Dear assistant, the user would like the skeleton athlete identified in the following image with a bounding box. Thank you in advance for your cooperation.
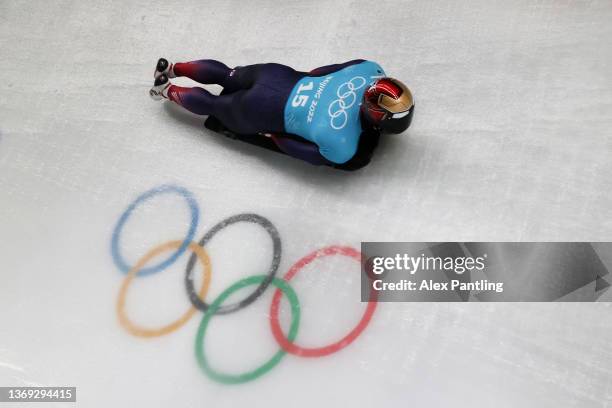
[150,58,414,170]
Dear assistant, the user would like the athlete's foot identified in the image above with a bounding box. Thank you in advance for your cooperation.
[149,74,171,100]
[154,58,175,79]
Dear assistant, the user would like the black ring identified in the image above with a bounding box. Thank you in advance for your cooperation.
[185,213,281,314]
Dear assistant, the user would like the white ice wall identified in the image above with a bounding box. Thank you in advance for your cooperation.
[1,1,611,407]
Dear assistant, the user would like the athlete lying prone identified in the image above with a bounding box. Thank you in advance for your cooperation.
[150,58,414,170]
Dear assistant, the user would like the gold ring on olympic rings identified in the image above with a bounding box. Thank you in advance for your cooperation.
[116,240,211,337]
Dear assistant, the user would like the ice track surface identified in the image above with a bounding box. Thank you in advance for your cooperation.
[1,1,612,407]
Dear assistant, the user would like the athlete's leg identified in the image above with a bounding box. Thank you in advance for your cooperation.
[161,58,301,92]
[151,68,278,131]
[172,59,233,86]
[154,63,299,133]
[169,60,269,93]
[166,85,219,116]
[179,63,295,94]
[164,84,262,134]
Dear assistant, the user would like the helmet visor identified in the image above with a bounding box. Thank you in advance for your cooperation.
[382,105,414,134]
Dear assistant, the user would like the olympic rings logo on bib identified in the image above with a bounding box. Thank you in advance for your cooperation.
[328,76,367,130]
[110,184,378,385]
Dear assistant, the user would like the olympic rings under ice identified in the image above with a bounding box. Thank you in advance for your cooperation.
[110,184,377,384]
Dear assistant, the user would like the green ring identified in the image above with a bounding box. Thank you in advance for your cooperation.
[195,275,301,384]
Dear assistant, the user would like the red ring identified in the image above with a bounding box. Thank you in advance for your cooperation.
[269,245,378,357]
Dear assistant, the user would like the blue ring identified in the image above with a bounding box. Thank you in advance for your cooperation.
[111,184,199,277]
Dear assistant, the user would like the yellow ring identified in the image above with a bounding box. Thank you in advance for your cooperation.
[116,240,211,337]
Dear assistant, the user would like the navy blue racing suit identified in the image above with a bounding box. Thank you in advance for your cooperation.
[167,59,381,169]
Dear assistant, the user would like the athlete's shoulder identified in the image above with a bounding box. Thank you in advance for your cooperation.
[318,136,359,164]
[358,59,382,67]
[333,60,386,81]
[351,60,384,70]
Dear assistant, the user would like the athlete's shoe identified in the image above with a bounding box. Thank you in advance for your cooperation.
[149,74,170,100]
[154,58,175,79]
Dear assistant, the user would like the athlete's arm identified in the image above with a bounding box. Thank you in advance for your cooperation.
[271,134,330,165]
[309,59,366,76]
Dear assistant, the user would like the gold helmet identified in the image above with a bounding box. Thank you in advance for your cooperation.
[361,77,414,133]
